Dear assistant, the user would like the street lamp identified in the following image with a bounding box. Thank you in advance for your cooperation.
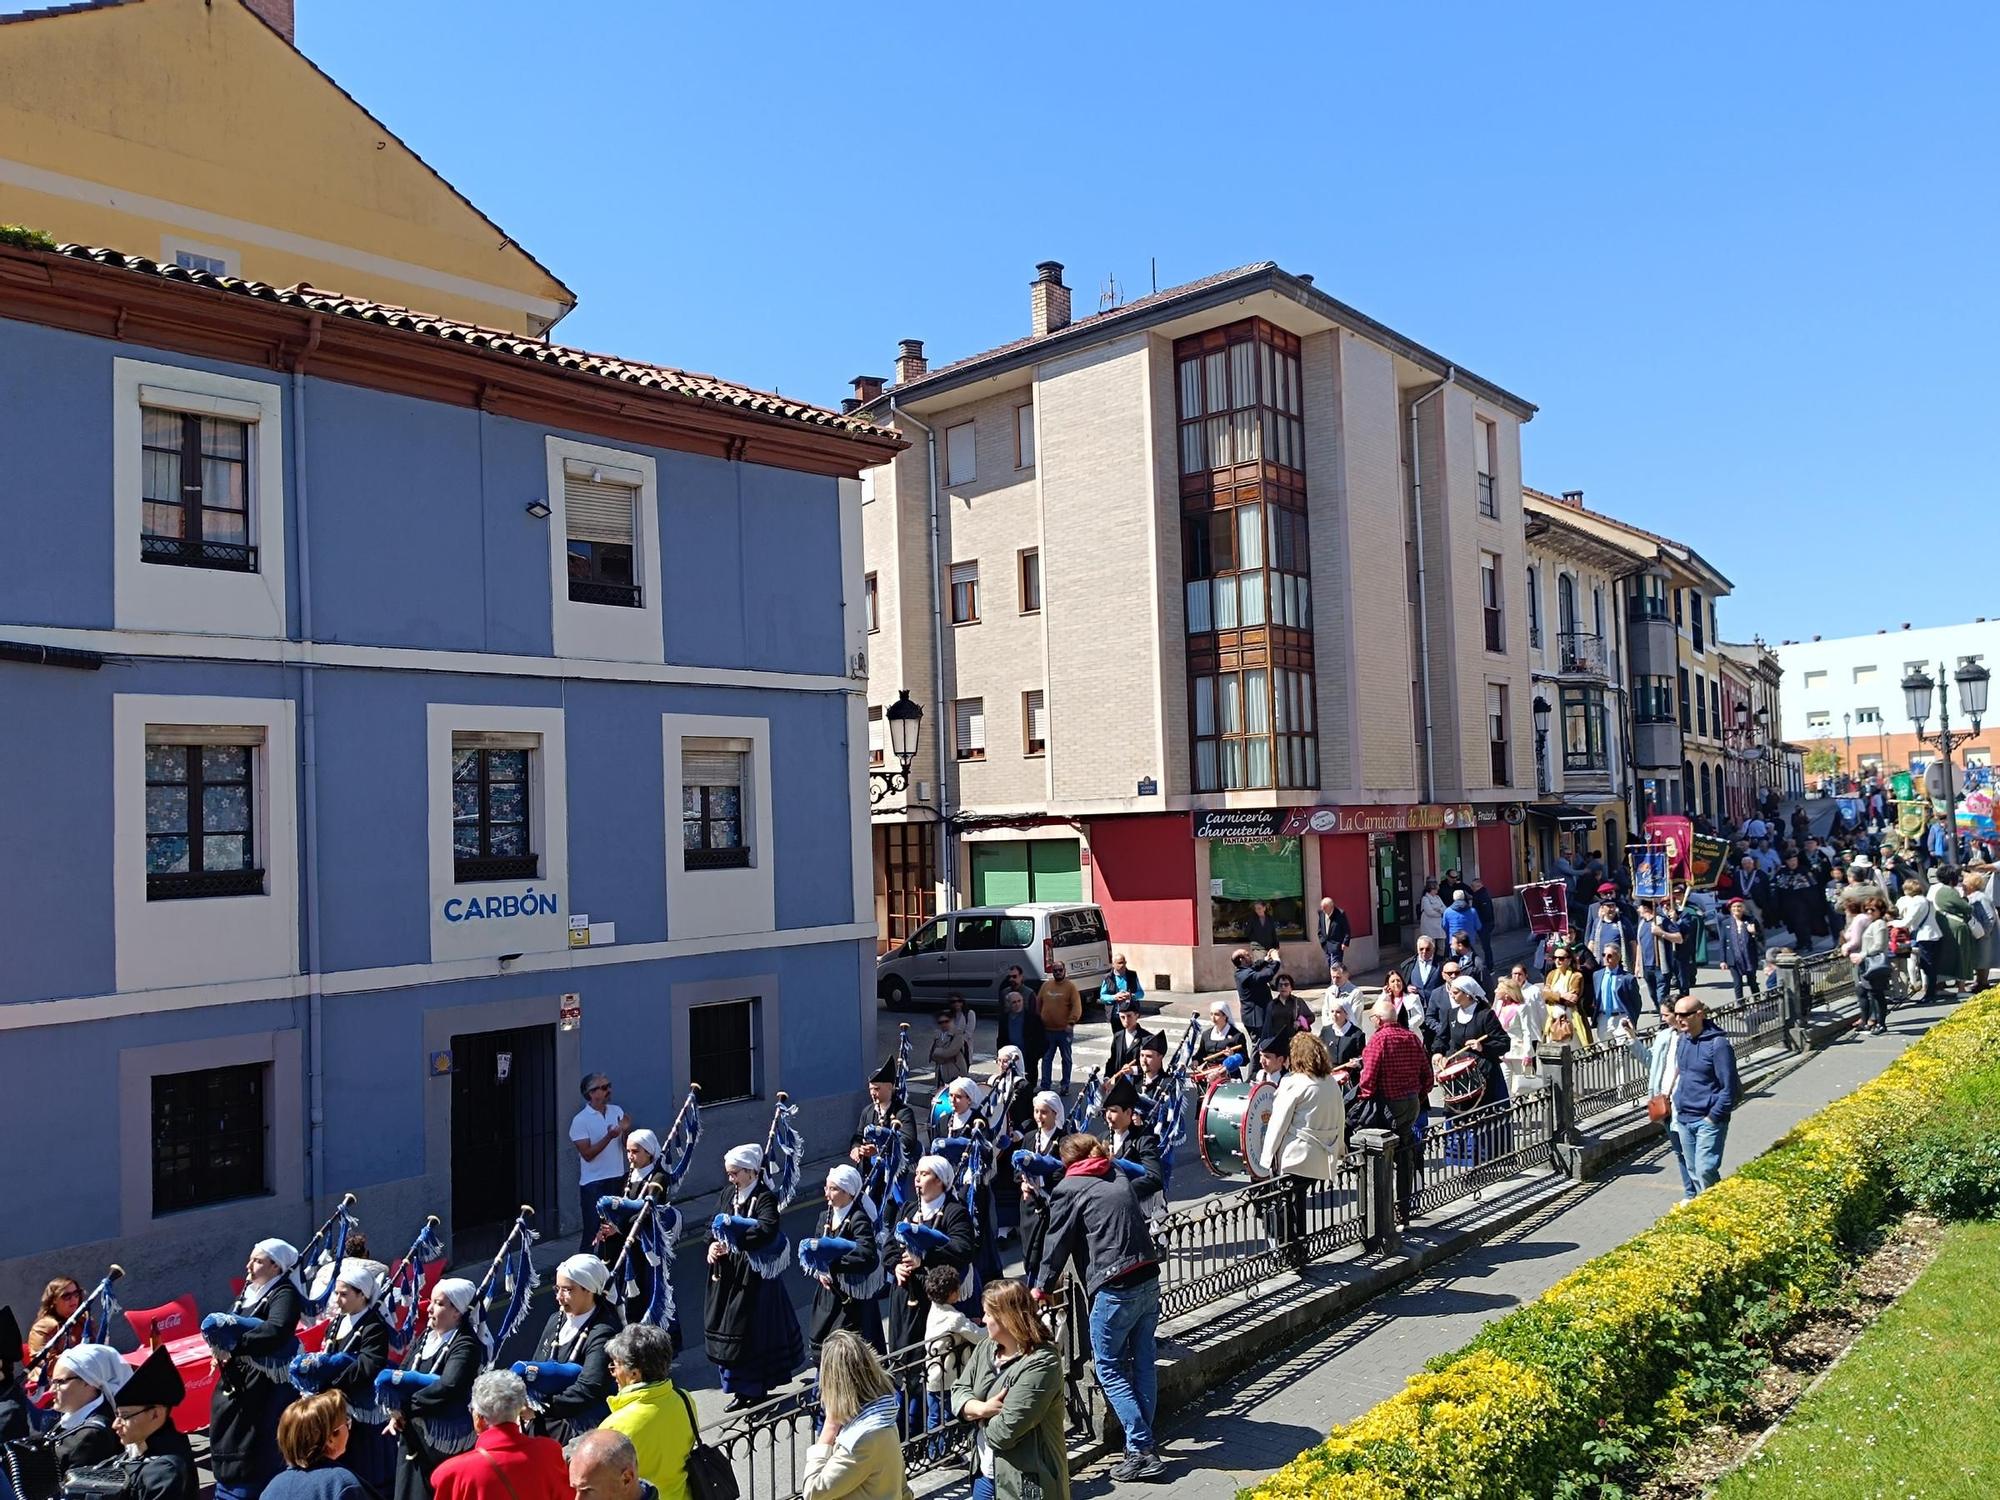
[1843,711,1852,789]
[870,689,924,805]
[1532,693,1552,796]
[1902,657,1990,860]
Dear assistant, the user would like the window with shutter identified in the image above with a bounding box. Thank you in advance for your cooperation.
[946,422,976,485]
[950,561,980,624]
[1015,404,1035,469]
[564,461,641,608]
[682,740,750,869]
[1024,689,1047,756]
[955,698,986,761]
[868,707,885,766]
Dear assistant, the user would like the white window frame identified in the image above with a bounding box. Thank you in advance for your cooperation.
[114,694,299,993]
[663,713,774,940]
[1015,403,1036,470]
[946,421,976,485]
[114,358,288,638]
[669,973,783,1139]
[545,436,664,665]
[160,236,241,278]
[1023,689,1047,757]
[427,705,570,962]
[955,697,986,761]
[950,561,980,624]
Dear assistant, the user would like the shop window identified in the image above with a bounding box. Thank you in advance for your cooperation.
[687,998,758,1104]
[1208,837,1305,946]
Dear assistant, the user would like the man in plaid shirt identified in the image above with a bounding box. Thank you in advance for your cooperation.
[1358,996,1436,1225]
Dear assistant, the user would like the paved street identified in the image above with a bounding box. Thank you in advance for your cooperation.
[1068,986,1960,1498]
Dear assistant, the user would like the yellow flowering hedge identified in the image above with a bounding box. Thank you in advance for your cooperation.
[1245,986,2000,1500]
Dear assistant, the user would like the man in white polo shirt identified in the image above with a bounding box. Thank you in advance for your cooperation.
[569,1072,628,1251]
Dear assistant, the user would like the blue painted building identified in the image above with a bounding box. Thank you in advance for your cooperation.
[0,242,903,1306]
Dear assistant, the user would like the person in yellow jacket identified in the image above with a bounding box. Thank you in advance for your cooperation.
[598,1325,692,1500]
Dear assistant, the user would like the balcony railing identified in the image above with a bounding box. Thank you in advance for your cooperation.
[1563,748,1611,774]
[1555,630,1607,677]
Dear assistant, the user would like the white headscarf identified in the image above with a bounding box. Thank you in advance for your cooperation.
[725,1144,764,1173]
[556,1254,610,1297]
[334,1259,383,1304]
[1032,1090,1065,1128]
[625,1128,661,1165]
[915,1154,955,1197]
[993,1046,1024,1077]
[825,1164,864,1200]
[419,1279,478,1361]
[55,1344,129,1401]
[254,1238,300,1272]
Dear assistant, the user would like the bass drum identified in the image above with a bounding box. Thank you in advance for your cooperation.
[1198,1077,1277,1181]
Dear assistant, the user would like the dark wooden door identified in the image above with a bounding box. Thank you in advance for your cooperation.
[450,1023,559,1259]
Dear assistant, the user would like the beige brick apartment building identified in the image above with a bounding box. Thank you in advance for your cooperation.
[853,261,1540,990]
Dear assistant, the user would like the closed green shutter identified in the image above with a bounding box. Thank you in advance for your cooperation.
[971,842,1032,906]
[1029,839,1082,901]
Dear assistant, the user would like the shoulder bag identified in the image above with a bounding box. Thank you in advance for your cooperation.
[676,1386,741,1500]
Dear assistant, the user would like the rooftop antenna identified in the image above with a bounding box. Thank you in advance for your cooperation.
[1099,273,1122,313]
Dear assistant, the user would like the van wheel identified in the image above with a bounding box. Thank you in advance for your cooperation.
[882,979,912,1011]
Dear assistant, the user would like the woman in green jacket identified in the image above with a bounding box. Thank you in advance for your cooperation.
[949,1281,1069,1500]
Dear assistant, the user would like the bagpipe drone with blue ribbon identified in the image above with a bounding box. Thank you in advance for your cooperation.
[373,1367,472,1456]
[379,1216,448,1359]
[594,1086,699,1330]
[295,1196,358,1320]
[200,1309,301,1384]
[1072,1066,1104,1129]
[709,1095,804,1277]
[468,1206,540,1361]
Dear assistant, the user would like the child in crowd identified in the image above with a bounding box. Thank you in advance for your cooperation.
[921,1264,980,1426]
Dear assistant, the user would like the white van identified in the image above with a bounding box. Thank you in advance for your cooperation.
[876,902,1113,1011]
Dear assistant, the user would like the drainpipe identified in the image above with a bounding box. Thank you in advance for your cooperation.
[1407,369,1454,804]
[888,398,954,902]
[290,316,327,1217]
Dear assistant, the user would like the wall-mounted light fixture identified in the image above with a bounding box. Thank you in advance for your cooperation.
[524,499,552,519]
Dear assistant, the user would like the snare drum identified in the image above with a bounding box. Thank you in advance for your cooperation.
[1437,1054,1487,1113]
[1198,1077,1277,1180]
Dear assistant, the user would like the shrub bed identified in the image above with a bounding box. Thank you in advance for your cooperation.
[1246,987,2000,1500]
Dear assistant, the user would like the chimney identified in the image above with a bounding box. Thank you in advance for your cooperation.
[894,340,927,385]
[840,398,859,415]
[1559,489,1584,507]
[242,0,296,43]
[851,374,886,405]
[1030,261,1071,337]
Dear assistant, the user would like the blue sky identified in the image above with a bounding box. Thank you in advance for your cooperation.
[256,5,2000,641]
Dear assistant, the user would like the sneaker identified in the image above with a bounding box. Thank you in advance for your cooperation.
[1109,1455,1147,1482]
[1129,1452,1167,1480]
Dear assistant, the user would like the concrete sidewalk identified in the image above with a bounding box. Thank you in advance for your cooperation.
[1070,988,1961,1498]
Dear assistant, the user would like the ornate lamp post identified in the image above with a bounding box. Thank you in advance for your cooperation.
[869,689,924,806]
[1902,657,1990,860]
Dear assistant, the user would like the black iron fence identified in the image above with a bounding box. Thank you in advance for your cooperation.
[711,980,1848,1499]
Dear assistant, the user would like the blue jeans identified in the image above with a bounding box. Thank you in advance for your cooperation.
[1673,1114,1730,1193]
[971,1480,997,1500]
[1664,1114,1699,1198]
[1040,1029,1074,1090]
[1090,1276,1160,1454]
[1644,967,1669,1014]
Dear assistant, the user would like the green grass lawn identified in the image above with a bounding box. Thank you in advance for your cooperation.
[1712,1218,2000,1499]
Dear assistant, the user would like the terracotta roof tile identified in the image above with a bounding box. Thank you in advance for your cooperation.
[48,244,898,442]
[0,0,137,24]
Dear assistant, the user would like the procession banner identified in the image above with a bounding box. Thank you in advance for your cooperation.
[1521,879,1570,937]
[1890,771,1915,802]
[1630,845,1669,900]
[1643,815,1694,876]
[1687,834,1731,891]
[1897,800,1928,839]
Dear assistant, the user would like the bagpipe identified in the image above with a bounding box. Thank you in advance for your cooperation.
[797,1190,887,1303]
[21,1264,123,1392]
[598,1086,701,1330]
[203,1194,359,1382]
[1072,1066,1105,1129]
[290,1215,445,1414]
[468,1205,540,1362]
[710,1095,803,1278]
[893,1021,914,1108]
[296,1194,361,1319]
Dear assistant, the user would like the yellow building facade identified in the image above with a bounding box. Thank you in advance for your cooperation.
[0,0,573,334]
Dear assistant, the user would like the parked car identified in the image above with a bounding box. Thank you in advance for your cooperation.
[876,902,1113,1011]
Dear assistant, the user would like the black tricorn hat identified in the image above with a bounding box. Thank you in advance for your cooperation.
[1139,1030,1168,1055]
[1257,1031,1291,1058]
[117,1345,185,1411]
[1103,1074,1141,1111]
[0,1305,19,1367]
[869,1055,899,1086]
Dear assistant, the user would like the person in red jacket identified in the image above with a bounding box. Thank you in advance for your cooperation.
[430,1372,569,1500]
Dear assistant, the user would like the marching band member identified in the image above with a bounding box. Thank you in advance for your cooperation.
[49,1342,128,1476]
[1099,1076,1165,1219]
[593,1129,680,1343]
[296,1260,393,1493]
[885,1156,974,1354]
[1134,1032,1175,1112]
[704,1144,805,1411]
[1436,976,1510,1115]
[515,1256,620,1445]
[385,1279,480,1500]
[801,1164,886,1355]
[65,1346,197,1500]
[1107,998,1149,1077]
[849,1055,920,1199]
[1014,1093,1067,1285]
[206,1239,306,1500]
[1194,1000,1248,1073]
